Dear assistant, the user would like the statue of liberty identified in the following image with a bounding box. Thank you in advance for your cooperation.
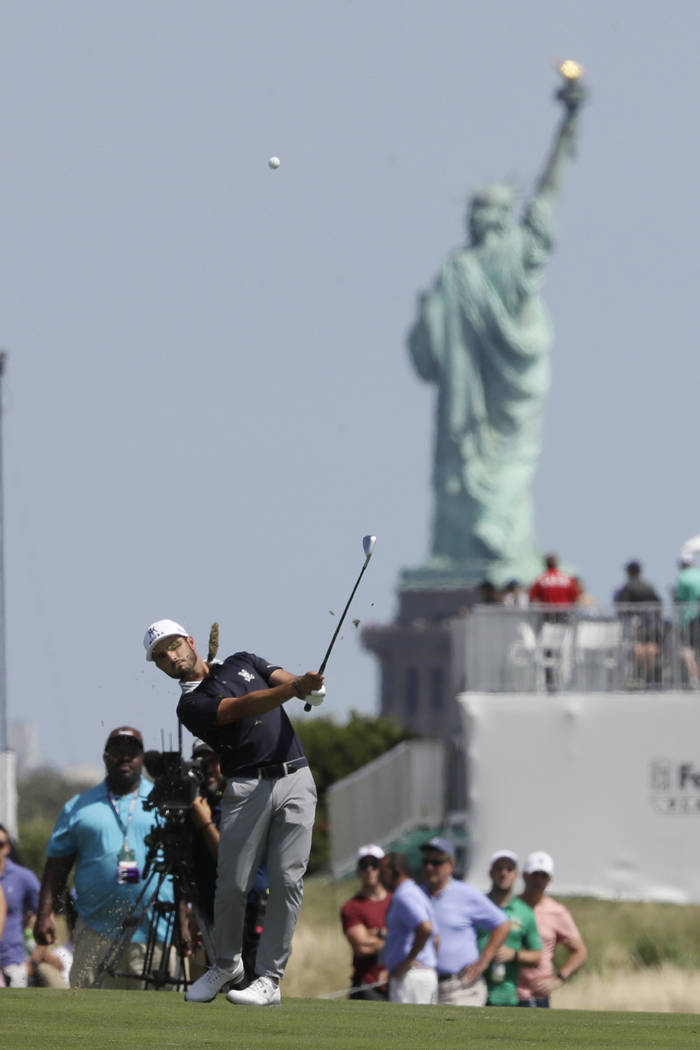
[406,66,587,588]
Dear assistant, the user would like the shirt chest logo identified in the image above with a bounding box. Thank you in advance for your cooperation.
[237,669,255,683]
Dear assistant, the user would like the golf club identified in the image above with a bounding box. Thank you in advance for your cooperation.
[304,534,377,712]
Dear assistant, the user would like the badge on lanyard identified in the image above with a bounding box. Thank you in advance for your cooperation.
[117,844,140,884]
[110,788,142,885]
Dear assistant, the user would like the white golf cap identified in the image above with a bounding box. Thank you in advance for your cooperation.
[144,619,190,661]
[489,849,518,868]
[523,850,554,876]
[356,844,384,862]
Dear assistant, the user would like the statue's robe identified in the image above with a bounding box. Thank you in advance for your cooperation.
[408,199,555,580]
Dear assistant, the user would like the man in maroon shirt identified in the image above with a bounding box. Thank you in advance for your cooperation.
[529,554,579,606]
[340,845,392,1000]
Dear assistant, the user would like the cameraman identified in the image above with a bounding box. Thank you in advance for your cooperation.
[33,727,177,988]
[188,739,268,980]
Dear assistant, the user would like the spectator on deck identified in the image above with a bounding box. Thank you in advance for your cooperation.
[503,580,528,608]
[478,581,501,604]
[614,560,663,685]
[674,553,700,689]
[529,555,579,608]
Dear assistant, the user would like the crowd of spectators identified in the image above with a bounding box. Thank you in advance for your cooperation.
[475,552,700,689]
[339,839,587,1007]
[3,800,590,1011]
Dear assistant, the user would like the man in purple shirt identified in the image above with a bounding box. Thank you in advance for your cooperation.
[0,825,40,987]
[420,837,509,1006]
[378,852,437,1004]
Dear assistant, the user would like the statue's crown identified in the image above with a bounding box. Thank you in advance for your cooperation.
[470,183,515,208]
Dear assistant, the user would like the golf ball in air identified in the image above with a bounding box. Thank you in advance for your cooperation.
[268,156,281,169]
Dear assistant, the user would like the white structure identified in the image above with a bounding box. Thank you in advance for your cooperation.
[0,749,18,839]
[328,740,445,877]
[459,692,700,903]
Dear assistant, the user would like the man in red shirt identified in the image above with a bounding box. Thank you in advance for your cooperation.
[529,554,579,605]
[340,845,392,1000]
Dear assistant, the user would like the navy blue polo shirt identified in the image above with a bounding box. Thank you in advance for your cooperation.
[176,652,305,777]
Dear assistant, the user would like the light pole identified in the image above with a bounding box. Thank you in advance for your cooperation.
[0,351,7,754]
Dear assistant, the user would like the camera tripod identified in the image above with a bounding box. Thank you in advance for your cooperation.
[93,811,214,991]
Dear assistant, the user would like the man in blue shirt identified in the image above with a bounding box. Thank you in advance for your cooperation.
[145,618,323,1007]
[420,836,509,1006]
[0,826,40,987]
[33,726,174,988]
[378,852,438,1004]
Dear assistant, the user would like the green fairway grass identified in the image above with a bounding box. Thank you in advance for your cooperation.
[3,990,700,1050]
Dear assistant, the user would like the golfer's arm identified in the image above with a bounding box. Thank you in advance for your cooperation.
[216,681,299,724]
[216,669,321,725]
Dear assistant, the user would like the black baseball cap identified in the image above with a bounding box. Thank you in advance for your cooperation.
[104,726,144,751]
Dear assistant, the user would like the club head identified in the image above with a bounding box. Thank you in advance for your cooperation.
[363,535,376,558]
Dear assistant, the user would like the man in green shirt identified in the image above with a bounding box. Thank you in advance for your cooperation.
[674,554,700,687]
[479,850,541,1006]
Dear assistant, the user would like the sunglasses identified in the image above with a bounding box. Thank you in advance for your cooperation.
[358,857,380,870]
[423,857,450,867]
[0,838,9,847]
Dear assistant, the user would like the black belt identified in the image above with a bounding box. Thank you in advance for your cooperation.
[237,757,309,780]
[438,973,461,983]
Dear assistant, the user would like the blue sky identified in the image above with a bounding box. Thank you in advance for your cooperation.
[2,0,699,769]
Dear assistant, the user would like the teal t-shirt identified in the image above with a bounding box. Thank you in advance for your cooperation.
[479,896,541,1006]
[675,566,700,625]
[47,776,172,943]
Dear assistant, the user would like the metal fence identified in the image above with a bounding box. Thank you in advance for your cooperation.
[327,739,446,877]
[460,602,700,693]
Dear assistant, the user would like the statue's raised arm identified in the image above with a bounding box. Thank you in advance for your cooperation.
[532,62,588,207]
[404,64,589,590]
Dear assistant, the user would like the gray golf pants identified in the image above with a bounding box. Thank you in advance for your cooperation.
[215,764,316,980]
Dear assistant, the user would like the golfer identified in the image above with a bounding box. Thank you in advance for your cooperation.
[144,619,323,1007]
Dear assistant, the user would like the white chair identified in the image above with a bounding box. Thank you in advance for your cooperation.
[508,620,574,692]
[534,621,575,692]
[574,620,622,690]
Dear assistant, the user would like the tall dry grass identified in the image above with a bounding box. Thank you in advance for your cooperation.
[284,878,700,1011]
[557,965,700,1013]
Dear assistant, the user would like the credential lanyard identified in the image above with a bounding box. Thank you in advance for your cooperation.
[108,787,139,851]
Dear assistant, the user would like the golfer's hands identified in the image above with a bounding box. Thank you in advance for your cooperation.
[294,671,325,700]
[304,684,326,707]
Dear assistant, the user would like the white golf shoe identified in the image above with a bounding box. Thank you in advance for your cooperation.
[226,975,281,1006]
[184,960,244,1002]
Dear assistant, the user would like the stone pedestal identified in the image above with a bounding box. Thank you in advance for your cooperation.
[361,585,476,811]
